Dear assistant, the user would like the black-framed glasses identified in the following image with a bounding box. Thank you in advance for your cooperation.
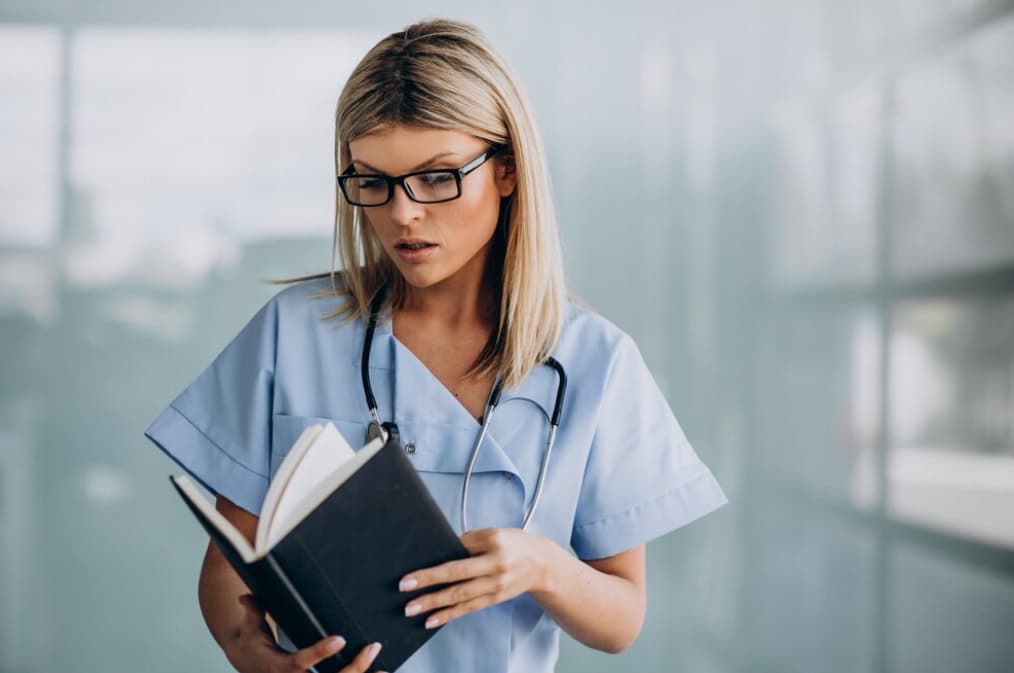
[338,147,500,207]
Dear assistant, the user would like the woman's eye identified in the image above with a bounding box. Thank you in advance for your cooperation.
[421,173,454,185]
[360,179,386,191]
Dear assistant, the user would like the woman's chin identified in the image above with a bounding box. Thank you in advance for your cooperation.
[395,265,445,289]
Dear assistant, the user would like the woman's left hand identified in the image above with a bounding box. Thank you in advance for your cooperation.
[399,527,555,629]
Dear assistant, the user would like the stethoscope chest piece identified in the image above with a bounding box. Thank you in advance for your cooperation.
[366,420,399,446]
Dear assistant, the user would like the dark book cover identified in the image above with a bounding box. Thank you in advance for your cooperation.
[171,434,470,673]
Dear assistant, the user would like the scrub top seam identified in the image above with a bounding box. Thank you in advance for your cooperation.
[572,467,714,531]
[169,402,270,480]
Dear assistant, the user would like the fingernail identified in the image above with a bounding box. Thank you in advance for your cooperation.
[327,636,345,651]
[404,603,421,617]
[399,578,417,591]
[367,642,382,660]
[425,616,441,629]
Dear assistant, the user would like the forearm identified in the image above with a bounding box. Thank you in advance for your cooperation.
[529,542,645,654]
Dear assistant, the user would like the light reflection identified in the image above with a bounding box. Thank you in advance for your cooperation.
[889,447,1014,548]
[893,15,1014,278]
[890,298,1014,549]
[104,295,194,342]
[67,28,379,289]
[0,25,61,249]
[0,254,57,322]
[81,464,132,504]
[849,312,881,509]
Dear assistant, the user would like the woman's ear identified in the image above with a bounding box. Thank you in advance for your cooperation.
[495,154,517,198]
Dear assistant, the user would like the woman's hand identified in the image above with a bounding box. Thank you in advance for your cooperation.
[399,527,553,629]
[227,594,386,673]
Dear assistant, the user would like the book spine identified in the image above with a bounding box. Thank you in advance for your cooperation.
[267,539,376,673]
[264,552,327,639]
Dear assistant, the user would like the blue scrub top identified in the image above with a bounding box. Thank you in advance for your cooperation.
[145,276,728,673]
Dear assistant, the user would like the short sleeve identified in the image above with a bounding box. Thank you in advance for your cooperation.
[144,298,278,517]
[570,335,728,560]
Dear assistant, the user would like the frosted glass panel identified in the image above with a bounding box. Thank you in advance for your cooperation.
[892,16,1014,279]
[769,83,881,288]
[889,298,1014,549]
[757,305,881,508]
[68,28,379,289]
[890,542,1014,673]
[0,26,60,249]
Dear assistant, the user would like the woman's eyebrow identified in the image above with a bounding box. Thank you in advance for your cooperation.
[351,151,460,174]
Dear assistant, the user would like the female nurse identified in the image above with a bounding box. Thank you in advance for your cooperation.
[144,17,728,673]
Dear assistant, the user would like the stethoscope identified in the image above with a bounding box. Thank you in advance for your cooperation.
[361,285,567,532]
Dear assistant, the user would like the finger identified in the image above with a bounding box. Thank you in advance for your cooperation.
[423,591,501,630]
[400,555,495,591]
[340,642,383,673]
[290,635,347,670]
[404,575,501,617]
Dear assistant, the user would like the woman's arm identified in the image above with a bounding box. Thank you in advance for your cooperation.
[530,543,646,653]
[198,495,263,651]
[398,529,647,654]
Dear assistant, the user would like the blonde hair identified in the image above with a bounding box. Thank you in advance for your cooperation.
[297,18,566,390]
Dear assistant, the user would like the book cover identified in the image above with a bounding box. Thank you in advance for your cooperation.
[171,430,470,673]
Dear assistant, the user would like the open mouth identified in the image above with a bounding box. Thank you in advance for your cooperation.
[393,239,438,262]
[395,240,437,250]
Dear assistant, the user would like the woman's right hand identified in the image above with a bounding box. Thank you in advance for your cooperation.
[226,594,385,673]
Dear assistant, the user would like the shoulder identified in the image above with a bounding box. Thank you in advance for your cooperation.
[552,297,643,394]
[235,274,358,358]
[261,274,353,323]
[556,297,636,367]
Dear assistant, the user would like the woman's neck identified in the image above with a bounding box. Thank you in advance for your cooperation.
[400,278,494,329]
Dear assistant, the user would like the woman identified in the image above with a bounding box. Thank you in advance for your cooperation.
[145,18,727,673]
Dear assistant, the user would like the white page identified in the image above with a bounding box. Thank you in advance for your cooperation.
[172,474,257,563]
[257,424,324,552]
[265,423,356,549]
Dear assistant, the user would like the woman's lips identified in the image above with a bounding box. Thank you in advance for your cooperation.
[394,241,438,263]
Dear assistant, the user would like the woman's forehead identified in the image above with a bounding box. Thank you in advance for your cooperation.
[348,124,481,172]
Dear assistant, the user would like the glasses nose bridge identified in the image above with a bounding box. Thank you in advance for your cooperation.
[390,175,419,204]
[387,174,424,210]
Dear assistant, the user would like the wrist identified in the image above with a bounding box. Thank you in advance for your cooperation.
[529,535,564,600]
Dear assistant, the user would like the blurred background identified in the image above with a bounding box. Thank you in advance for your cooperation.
[1,1,1013,672]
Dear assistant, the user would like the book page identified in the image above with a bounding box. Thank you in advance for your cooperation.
[256,424,324,553]
[172,474,257,563]
[263,430,386,551]
[262,423,356,551]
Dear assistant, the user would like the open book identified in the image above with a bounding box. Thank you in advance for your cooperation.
[171,423,469,673]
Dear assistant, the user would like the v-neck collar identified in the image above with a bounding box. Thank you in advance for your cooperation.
[352,307,560,424]
[393,334,485,428]
[350,306,562,499]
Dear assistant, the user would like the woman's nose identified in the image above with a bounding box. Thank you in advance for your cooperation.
[388,182,425,224]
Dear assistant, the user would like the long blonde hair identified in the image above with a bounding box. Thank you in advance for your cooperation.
[298,18,566,390]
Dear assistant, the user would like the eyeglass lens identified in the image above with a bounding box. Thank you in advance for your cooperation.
[343,171,459,205]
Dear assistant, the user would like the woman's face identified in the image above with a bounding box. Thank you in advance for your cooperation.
[347,124,515,292]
